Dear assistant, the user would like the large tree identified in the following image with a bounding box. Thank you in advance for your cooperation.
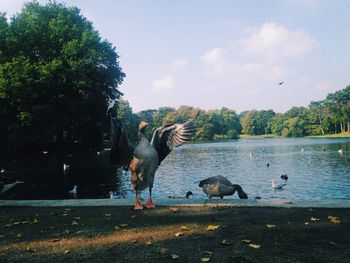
[0,1,125,158]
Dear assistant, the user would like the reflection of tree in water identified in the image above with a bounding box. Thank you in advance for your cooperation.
[113,169,133,198]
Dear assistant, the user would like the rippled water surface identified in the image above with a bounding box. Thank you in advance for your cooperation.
[114,138,350,201]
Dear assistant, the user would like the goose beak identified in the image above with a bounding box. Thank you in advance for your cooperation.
[139,121,148,130]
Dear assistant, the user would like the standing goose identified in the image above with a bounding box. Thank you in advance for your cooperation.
[199,175,248,199]
[109,113,196,210]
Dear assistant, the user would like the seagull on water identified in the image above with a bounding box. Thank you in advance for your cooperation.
[272,180,285,189]
[109,191,118,199]
[68,185,78,198]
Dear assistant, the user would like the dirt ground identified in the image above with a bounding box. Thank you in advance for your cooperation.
[0,205,349,263]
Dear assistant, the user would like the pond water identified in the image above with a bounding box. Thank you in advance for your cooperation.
[113,138,350,201]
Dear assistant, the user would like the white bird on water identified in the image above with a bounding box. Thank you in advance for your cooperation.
[109,191,118,199]
[272,180,285,189]
[68,185,78,198]
[63,163,70,172]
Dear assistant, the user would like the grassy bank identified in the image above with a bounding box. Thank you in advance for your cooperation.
[239,134,278,139]
[310,132,350,138]
[0,206,349,263]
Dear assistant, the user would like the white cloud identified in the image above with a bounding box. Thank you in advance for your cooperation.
[200,48,226,65]
[173,58,189,70]
[199,22,316,86]
[239,22,318,60]
[152,74,175,91]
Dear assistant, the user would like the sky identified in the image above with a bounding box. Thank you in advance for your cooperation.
[1,0,350,113]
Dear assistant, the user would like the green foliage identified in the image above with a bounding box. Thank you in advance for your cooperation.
[107,84,350,142]
[116,99,139,143]
[281,117,305,137]
[0,1,125,157]
[241,110,275,135]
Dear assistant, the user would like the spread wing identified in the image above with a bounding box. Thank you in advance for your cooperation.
[199,175,232,187]
[150,119,196,165]
[109,117,134,167]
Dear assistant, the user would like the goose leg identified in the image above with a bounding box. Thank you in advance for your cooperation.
[134,191,143,210]
[145,187,156,208]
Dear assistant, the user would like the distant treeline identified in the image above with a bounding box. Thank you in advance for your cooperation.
[117,85,350,142]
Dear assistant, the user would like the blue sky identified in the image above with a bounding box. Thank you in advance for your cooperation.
[1,0,350,113]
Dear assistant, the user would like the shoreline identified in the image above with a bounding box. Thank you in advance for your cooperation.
[1,198,350,208]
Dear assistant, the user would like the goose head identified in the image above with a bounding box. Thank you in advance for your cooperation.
[185,191,193,199]
[138,121,148,132]
[233,184,248,199]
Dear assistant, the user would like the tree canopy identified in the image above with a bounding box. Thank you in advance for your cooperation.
[0,1,125,159]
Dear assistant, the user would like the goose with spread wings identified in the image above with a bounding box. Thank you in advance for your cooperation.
[110,115,196,210]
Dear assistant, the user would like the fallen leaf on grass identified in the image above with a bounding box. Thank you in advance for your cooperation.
[180,226,188,230]
[170,254,179,260]
[71,220,79,226]
[169,207,179,212]
[159,248,168,254]
[3,221,21,228]
[145,241,152,246]
[241,239,252,244]
[328,216,342,224]
[310,217,320,221]
[174,232,184,237]
[221,239,231,245]
[114,226,120,230]
[249,244,261,249]
[120,224,128,228]
[266,224,275,229]
[64,250,70,254]
[201,256,211,262]
[304,222,309,225]
[131,240,138,244]
[206,225,219,231]
[16,233,23,238]
[26,247,37,253]
[31,218,38,224]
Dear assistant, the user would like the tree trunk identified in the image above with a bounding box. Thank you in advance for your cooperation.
[348,122,350,133]
[318,114,324,135]
[340,122,344,133]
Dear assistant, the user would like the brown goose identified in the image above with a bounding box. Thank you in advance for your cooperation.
[110,115,195,210]
[199,175,248,199]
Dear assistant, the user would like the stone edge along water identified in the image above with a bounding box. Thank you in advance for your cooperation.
[1,198,350,208]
